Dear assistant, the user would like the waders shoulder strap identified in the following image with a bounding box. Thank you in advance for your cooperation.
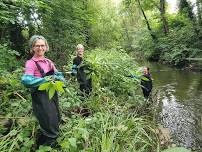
[33,61,46,77]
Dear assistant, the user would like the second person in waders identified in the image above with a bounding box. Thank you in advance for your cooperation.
[71,44,92,99]
[141,67,153,99]
[21,35,64,149]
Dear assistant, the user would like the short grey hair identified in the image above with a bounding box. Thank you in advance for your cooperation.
[76,44,84,50]
[29,35,49,53]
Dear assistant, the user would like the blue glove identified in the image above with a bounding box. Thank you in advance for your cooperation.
[71,64,77,76]
[130,74,139,79]
[21,74,47,88]
[53,72,65,82]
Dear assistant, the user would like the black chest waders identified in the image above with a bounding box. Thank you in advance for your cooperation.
[141,74,153,99]
[31,61,60,147]
[73,56,92,97]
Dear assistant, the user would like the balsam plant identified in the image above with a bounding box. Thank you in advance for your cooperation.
[38,80,65,99]
[1,48,160,152]
[84,48,142,96]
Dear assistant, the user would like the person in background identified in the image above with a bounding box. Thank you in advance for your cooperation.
[141,67,153,99]
[21,35,64,148]
[71,44,92,98]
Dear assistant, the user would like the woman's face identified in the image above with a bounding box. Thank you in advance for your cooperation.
[77,48,84,57]
[32,39,47,57]
[143,67,149,75]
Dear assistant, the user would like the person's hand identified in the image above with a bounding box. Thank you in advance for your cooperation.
[44,75,54,81]
[54,72,65,82]
[130,74,136,78]
[71,64,78,76]
[131,74,139,78]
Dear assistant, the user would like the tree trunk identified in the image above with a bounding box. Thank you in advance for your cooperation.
[196,0,202,26]
[160,0,169,34]
[179,0,199,35]
[83,0,90,46]
[137,0,157,41]
[122,19,133,50]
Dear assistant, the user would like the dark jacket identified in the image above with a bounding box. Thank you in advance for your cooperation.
[141,73,152,92]
[73,56,92,94]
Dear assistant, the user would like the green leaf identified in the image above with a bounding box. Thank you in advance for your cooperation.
[48,86,56,100]
[141,76,149,81]
[9,129,18,136]
[55,81,64,87]
[161,147,191,152]
[37,145,52,152]
[78,128,89,140]
[17,134,23,142]
[55,81,65,92]
[63,102,71,108]
[38,82,50,91]
[68,138,77,148]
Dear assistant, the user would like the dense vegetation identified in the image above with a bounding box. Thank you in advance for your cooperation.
[1,0,202,66]
[0,48,160,151]
[0,0,200,151]
[123,0,202,67]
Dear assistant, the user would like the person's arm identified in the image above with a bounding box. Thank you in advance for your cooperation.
[130,74,140,78]
[48,59,66,82]
[71,58,79,76]
[21,60,47,88]
[71,64,77,76]
[54,71,65,82]
[21,74,47,88]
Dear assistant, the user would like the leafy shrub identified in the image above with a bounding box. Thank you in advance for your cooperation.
[1,48,159,152]
[85,48,141,96]
[161,147,191,152]
[0,44,20,72]
[156,26,202,66]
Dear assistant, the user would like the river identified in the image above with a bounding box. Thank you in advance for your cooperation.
[141,61,202,150]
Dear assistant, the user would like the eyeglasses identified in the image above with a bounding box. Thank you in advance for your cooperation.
[34,45,46,48]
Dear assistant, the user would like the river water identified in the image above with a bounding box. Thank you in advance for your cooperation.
[142,62,202,150]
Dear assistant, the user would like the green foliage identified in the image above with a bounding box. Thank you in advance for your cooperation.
[84,48,140,96]
[36,146,52,152]
[168,14,192,29]
[161,147,191,152]
[0,47,159,151]
[179,0,195,21]
[133,21,202,66]
[36,0,125,66]
[58,104,158,152]
[39,0,90,66]
[0,68,30,115]
[0,0,18,24]
[38,81,65,99]
[88,0,123,49]
[122,0,202,68]
[156,25,202,66]
[0,68,35,152]
[0,44,20,71]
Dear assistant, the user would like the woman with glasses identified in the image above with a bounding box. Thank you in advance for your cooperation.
[21,35,64,149]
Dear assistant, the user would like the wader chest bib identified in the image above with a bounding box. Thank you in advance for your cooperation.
[141,74,152,98]
[73,56,92,95]
[31,61,60,138]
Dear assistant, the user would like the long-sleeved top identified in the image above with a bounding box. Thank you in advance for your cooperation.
[72,56,91,85]
[21,56,64,88]
[140,73,152,91]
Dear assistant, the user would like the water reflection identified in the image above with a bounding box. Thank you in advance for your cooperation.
[159,84,201,149]
[141,62,202,149]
